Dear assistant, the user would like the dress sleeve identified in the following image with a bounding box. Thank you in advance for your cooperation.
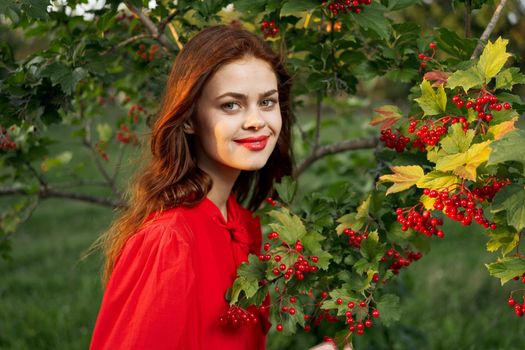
[90,224,199,350]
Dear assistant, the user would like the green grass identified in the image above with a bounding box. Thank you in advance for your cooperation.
[0,200,112,350]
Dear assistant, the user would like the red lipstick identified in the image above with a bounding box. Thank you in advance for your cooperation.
[234,135,269,151]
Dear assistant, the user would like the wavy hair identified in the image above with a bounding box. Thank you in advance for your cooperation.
[98,25,294,284]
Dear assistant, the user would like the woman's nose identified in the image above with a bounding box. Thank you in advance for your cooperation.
[243,107,266,130]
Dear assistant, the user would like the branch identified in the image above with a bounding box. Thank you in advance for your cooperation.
[471,0,508,59]
[82,138,119,195]
[293,136,379,178]
[464,0,472,38]
[314,93,322,149]
[125,1,178,52]
[112,143,127,183]
[102,33,151,55]
[25,161,48,189]
[0,187,124,208]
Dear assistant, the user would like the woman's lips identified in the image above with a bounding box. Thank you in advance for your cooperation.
[234,135,270,151]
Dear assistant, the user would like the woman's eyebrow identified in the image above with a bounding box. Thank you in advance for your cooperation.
[215,89,278,100]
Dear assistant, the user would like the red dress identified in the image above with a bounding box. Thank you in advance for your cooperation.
[90,194,270,349]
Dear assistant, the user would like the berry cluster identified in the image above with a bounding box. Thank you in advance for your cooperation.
[260,20,279,39]
[512,272,525,284]
[343,228,368,248]
[452,93,512,123]
[418,42,437,68]
[260,234,319,282]
[425,182,506,228]
[96,141,109,161]
[380,248,423,274]
[471,178,510,202]
[265,196,277,206]
[396,207,444,237]
[322,0,372,15]
[379,129,410,153]
[136,43,159,62]
[0,127,16,150]
[507,294,525,317]
[218,305,258,329]
[341,298,380,336]
[116,124,138,145]
[128,104,146,123]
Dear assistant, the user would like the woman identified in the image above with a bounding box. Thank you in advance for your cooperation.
[90,24,293,349]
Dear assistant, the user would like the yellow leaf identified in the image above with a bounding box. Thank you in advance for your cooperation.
[487,117,518,140]
[378,165,425,195]
[416,171,461,190]
[420,195,436,210]
[356,195,371,221]
[478,37,512,81]
[436,141,491,181]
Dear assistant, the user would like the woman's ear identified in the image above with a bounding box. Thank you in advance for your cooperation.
[183,122,195,134]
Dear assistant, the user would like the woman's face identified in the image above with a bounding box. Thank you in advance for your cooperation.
[191,56,282,177]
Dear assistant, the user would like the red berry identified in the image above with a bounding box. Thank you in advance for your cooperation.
[336,298,343,305]
[503,102,511,110]
[276,324,283,332]
[372,309,380,318]
[429,42,437,49]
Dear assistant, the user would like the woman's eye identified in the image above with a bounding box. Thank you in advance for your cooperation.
[261,99,277,108]
[222,102,241,111]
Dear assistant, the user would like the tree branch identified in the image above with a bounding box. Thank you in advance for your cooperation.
[0,187,124,208]
[464,0,472,38]
[471,0,508,59]
[102,33,151,55]
[293,137,379,178]
[124,1,178,52]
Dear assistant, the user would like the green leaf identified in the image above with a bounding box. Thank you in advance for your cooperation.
[486,257,525,285]
[274,176,297,205]
[446,66,484,92]
[440,123,475,154]
[375,294,401,326]
[495,67,525,90]
[268,208,307,244]
[488,130,525,166]
[435,141,491,181]
[388,0,421,11]
[280,0,318,16]
[20,0,48,20]
[336,212,365,234]
[351,2,391,40]
[237,254,266,280]
[230,276,259,304]
[414,79,447,116]
[302,230,332,270]
[437,27,477,60]
[491,184,525,232]
[486,226,519,256]
[477,37,511,81]
[360,231,383,262]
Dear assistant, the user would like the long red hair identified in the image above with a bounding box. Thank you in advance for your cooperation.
[98,25,294,284]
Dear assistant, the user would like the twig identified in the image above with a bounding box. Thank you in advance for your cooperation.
[25,161,48,189]
[102,33,151,55]
[124,1,178,52]
[471,0,508,59]
[167,23,184,51]
[314,92,322,149]
[293,136,379,178]
[0,187,124,208]
[464,0,472,38]
[82,132,118,196]
[112,143,126,183]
